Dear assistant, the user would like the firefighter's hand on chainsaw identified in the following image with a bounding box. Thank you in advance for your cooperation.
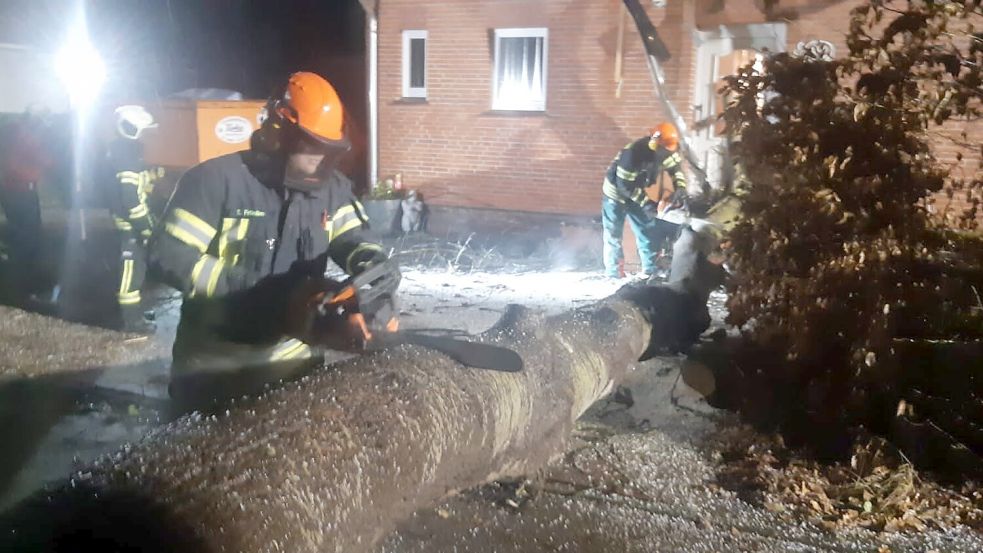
[642,201,660,219]
[307,301,373,352]
[282,276,346,344]
[282,256,403,352]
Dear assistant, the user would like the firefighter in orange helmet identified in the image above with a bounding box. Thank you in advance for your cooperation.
[601,122,688,278]
[149,72,393,411]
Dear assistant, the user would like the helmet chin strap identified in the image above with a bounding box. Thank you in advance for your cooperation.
[249,113,348,193]
[283,172,325,192]
[283,151,344,192]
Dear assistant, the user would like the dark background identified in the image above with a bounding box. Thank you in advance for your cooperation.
[0,0,366,100]
[0,0,369,184]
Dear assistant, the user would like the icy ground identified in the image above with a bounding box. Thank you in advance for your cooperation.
[1,267,981,551]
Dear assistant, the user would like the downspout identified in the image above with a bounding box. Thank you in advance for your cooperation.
[360,0,379,191]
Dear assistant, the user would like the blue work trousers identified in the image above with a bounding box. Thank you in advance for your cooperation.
[601,196,678,277]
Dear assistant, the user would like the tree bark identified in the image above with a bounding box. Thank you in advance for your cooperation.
[1,293,662,552]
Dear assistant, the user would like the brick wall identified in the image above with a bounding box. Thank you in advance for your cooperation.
[694,0,981,226]
[781,0,983,224]
[378,0,980,219]
[377,0,695,216]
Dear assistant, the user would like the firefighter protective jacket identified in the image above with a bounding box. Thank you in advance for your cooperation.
[104,138,157,238]
[149,151,382,356]
[602,137,687,206]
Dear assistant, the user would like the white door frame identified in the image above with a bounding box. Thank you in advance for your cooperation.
[692,23,787,138]
[690,23,786,189]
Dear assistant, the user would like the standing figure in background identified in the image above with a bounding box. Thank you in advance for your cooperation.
[400,189,427,234]
[600,123,688,278]
[0,111,51,304]
[105,105,160,333]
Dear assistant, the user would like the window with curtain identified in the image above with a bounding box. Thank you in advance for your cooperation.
[402,30,427,98]
[492,28,548,111]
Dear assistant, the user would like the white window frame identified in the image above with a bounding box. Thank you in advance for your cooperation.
[402,30,428,98]
[492,27,549,112]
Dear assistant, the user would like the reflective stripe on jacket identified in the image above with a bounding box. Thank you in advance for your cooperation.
[602,137,686,206]
[149,151,381,374]
[105,138,156,237]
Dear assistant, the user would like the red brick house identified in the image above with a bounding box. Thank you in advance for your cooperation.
[371,0,980,222]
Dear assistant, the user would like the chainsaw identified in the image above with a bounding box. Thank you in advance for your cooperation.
[309,261,523,372]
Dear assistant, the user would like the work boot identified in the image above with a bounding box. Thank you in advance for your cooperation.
[121,309,157,335]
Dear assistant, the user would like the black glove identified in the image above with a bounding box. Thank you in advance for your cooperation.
[305,257,403,351]
[642,201,660,218]
[354,258,401,334]
[284,275,347,343]
[669,188,689,210]
[347,250,401,314]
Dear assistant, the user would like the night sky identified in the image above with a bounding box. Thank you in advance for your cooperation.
[0,0,366,115]
[1,0,368,183]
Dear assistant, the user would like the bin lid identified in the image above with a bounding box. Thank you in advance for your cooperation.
[170,88,244,101]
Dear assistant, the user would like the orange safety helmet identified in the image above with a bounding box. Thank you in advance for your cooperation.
[271,71,349,148]
[650,122,680,152]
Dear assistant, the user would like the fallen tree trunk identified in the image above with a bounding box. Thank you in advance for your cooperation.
[0,288,682,552]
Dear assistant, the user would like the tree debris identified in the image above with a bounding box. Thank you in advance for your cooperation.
[715,0,983,475]
[712,424,983,533]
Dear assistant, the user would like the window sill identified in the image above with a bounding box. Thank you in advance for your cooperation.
[482,109,551,117]
[393,97,428,105]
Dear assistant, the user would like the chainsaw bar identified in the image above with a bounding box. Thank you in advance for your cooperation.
[372,331,524,373]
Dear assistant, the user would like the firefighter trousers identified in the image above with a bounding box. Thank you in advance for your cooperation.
[601,196,682,277]
[117,230,147,327]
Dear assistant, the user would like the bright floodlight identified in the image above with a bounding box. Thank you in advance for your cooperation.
[55,24,105,108]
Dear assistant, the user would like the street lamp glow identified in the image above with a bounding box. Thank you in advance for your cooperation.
[55,25,105,108]
[55,9,105,243]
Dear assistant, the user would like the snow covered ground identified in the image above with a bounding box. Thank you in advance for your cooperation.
[1,266,981,551]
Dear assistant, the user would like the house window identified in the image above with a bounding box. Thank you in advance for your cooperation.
[492,28,548,111]
[402,30,427,98]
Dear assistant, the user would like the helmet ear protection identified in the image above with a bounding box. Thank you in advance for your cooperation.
[257,83,291,152]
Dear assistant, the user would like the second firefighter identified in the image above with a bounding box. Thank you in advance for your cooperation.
[601,123,688,278]
[105,105,162,333]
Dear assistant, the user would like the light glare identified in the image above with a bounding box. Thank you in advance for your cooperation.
[55,24,105,108]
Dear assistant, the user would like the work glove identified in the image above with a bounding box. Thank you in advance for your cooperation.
[642,201,660,219]
[656,189,689,217]
[348,248,401,321]
[357,257,402,339]
[282,275,347,344]
[669,188,689,210]
[287,257,403,353]
[310,298,376,352]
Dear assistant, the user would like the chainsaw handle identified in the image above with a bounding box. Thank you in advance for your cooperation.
[331,259,401,308]
[326,285,357,305]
